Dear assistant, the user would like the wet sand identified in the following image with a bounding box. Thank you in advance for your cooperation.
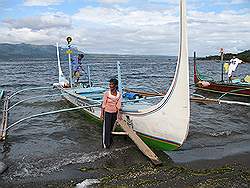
[2,138,249,188]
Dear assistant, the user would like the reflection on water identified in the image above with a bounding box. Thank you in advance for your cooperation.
[0,55,249,179]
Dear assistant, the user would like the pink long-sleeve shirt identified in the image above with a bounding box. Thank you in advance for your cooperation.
[102,90,121,113]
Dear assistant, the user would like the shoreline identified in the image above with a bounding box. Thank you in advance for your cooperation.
[2,144,249,188]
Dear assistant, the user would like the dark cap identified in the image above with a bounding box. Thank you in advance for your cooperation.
[109,78,118,86]
[78,54,84,59]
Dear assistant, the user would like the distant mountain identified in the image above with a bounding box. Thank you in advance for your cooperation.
[0,43,82,61]
[198,50,250,63]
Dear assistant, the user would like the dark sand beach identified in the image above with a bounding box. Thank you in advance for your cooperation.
[1,134,249,188]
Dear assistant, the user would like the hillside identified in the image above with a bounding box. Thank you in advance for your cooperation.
[0,43,82,61]
[199,50,250,63]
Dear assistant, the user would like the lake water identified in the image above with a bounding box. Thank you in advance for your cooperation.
[0,54,249,182]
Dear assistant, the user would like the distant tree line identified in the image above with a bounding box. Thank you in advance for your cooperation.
[198,50,250,63]
[0,43,82,61]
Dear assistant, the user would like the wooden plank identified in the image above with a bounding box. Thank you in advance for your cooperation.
[117,119,162,166]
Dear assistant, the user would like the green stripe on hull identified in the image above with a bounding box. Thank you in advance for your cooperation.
[138,133,180,151]
[66,100,180,151]
[82,109,180,151]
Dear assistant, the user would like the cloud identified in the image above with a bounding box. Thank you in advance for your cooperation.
[73,7,177,27]
[148,0,178,4]
[70,7,180,54]
[231,0,249,4]
[0,3,250,56]
[3,12,71,30]
[71,6,250,55]
[188,10,250,55]
[98,0,128,3]
[0,23,72,46]
[23,0,63,6]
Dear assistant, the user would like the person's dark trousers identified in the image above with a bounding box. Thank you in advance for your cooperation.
[103,112,117,148]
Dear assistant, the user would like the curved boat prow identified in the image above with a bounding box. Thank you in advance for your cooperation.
[56,43,69,87]
[124,0,190,151]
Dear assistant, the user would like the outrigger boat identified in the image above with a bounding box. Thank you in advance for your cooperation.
[194,52,250,98]
[55,0,189,152]
[1,0,189,165]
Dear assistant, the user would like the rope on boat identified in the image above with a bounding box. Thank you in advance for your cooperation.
[6,104,101,131]
[8,86,54,100]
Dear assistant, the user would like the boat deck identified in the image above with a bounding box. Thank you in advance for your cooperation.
[62,86,155,113]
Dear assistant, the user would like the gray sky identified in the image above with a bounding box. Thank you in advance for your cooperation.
[0,0,250,56]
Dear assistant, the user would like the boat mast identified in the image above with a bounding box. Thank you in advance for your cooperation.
[220,48,224,82]
[193,51,198,83]
[66,37,73,88]
[117,61,123,97]
[87,65,91,87]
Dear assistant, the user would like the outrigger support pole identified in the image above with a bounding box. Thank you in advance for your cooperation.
[218,88,250,100]
[113,119,162,166]
[0,104,101,141]
[8,86,53,100]
[0,97,9,141]
[191,95,250,106]
[7,93,63,111]
[0,86,58,141]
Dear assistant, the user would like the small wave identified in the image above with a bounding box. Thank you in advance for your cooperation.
[76,179,100,188]
[10,150,110,179]
[209,130,232,137]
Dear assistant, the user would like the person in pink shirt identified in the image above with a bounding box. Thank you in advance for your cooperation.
[100,78,122,149]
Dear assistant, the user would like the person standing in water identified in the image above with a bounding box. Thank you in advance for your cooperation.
[100,78,122,149]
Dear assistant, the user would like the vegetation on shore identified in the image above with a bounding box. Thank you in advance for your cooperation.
[198,50,250,63]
